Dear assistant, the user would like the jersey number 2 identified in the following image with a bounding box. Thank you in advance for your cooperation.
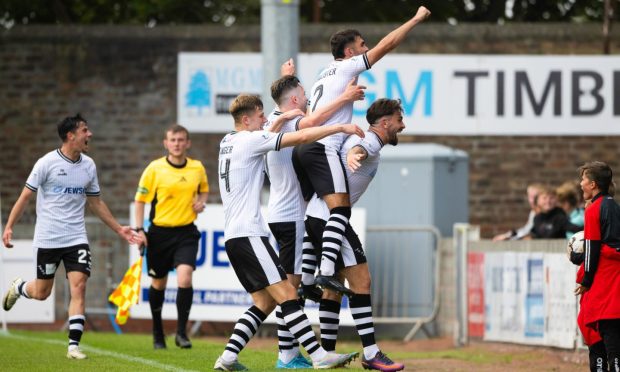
[311,84,323,112]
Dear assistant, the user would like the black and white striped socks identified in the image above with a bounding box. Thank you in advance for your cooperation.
[319,207,351,276]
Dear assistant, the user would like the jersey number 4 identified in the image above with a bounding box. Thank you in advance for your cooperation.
[219,159,230,192]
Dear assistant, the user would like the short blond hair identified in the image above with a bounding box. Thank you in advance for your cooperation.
[229,94,263,124]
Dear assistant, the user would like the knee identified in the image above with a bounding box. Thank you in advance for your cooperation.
[255,297,277,315]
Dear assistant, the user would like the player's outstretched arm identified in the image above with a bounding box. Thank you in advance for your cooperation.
[366,6,431,67]
[2,187,35,248]
[87,196,141,245]
[299,79,366,129]
[280,124,364,148]
[267,108,306,133]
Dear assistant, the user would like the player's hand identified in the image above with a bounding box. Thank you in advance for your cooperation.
[281,108,305,120]
[280,58,295,76]
[341,124,365,138]
[414,6,431,21]
[118,225,141,245]
[192,200,206,213]
[343,78,366,102]
[574,284,589,295]
[2,227,14,248]
[347,152,364,172]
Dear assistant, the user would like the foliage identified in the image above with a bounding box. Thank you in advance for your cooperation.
[0,0,617,29]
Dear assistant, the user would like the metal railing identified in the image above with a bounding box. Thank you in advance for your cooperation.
[366,225,442,342]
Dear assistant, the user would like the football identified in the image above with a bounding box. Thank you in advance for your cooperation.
[567,230,585,259]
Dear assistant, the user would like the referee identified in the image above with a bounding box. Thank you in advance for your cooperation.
[134,124,208,350]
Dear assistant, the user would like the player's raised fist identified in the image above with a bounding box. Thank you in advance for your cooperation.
[414,6,431,21]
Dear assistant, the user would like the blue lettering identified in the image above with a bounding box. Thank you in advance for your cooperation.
[196,231,207,267]
[353,71,377,116]
[249,68,262,90]
[231,68,245,89]
[386,70,433,116]
[212,230,228,267]
[216,69,229,87]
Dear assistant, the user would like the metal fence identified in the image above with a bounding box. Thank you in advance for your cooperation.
[365,225,442,341]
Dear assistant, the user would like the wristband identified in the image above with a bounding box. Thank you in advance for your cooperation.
[133,227,144,232]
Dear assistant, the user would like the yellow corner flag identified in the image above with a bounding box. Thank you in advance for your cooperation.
[108,256,143,325]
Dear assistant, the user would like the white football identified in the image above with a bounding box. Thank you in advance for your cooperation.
[567,231,585,259]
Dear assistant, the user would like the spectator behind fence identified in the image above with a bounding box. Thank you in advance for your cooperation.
[557,181,585,239]
[493,183,544,241]
[530,186,581,239]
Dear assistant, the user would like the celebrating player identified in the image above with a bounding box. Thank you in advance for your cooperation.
[265,74,364,368]
[293,6,431,294]
[302,98,406,371]
[213,94,363,371]
[2,114,140,359]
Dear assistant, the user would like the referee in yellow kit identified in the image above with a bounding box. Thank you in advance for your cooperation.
[134,124,208,350]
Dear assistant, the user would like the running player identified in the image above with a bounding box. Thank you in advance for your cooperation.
[2,114,140,359]
[266,74,364,369]
[213,94,363,371]
[134,124,209,350]
[293,6,431,294]
[302,99,406,371]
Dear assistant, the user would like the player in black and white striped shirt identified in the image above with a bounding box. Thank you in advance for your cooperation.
[214,94,364,371]
[293,6,431,294]
[302,99,407,372]
[2,114,140,360]
[265,74,364,369]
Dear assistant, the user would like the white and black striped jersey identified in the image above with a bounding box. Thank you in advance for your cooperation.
[264,110,307,223]
[25,149,100,248]
[305,130,384,220]
[308,53,370,149]
[218,130,284,241]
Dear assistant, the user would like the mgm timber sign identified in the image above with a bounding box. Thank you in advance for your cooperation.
[178,53,619,136]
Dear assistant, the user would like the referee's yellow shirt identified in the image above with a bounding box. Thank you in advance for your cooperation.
[135,157,209,227]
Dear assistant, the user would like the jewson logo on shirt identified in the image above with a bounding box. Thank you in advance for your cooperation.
[52,186,87,194]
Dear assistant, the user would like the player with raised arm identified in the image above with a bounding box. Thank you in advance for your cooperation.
[213,94,364,371]
[2,114,140,360]
[301,99,406,371]
[265,73,364,369]
[293,6,431,295]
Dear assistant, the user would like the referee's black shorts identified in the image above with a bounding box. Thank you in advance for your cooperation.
[146,223,200,278]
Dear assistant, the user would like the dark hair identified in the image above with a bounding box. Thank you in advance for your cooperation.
[330,29,362,59]
[165,124,190,140]
[366,99,403,125]
[270,75,301,106]
[579,161,613,195]
[229,94,263,124]
[58,114,87,141]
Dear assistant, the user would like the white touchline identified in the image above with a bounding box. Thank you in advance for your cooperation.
[2,332,200,372]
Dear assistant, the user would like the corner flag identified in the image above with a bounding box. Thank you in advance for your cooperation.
[108,256,143,325]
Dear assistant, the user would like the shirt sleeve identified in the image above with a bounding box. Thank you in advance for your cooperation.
[199,163,209,194]
[25,158,46,192]
[339,52,371,78]
[86,162,101,196]
[135,164,156,203]
[249,130,284,154]
[582,201,602,288]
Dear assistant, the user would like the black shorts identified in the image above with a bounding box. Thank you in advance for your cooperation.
[146,224,200,279]
[36,244,91,279]
[269,221,304,275]
[225,236,287,293]
[292,142,349,201]
[304,216,367,270]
